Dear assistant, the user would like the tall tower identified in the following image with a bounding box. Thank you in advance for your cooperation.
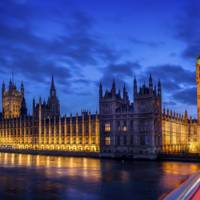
[2,80,25,119]
[47,76,60,117]
[196,56,200,124]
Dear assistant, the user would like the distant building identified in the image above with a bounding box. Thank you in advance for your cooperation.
[0,57,199,158]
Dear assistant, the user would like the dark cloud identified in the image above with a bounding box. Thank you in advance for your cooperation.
[173,87,197,105]
[0,0,121,95]
[175,0,200,59]
[146,64,195,92]
[144,64,196,107]
[101,61,141,89]
[0,0,126,113]
[130,38,164,48]
[163,101,177,107]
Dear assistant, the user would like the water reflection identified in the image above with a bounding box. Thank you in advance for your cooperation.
[0,153,101,182]
[0,153,199,200]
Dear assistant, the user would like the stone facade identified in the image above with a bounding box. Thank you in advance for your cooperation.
[99,77,162,158]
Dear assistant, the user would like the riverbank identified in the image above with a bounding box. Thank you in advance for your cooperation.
[0,149,99,158]
[158,153,200,162]
[0,149,199,162]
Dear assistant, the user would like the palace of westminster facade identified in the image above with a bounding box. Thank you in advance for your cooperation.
[0,57,199,158]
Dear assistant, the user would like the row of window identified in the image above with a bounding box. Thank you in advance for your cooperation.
[104,135,155,146]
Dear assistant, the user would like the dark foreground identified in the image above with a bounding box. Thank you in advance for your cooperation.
[0,153,199,200]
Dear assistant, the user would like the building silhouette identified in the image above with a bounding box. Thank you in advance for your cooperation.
[0,58,199,158]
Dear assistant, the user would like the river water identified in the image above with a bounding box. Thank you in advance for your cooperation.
[0,153,199,200]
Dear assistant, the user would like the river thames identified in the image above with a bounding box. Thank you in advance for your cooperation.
[0,153,199,200]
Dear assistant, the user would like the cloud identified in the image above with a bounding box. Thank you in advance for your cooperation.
[130,38,164,48]
[101,61,142,88]
[173,87,197,105]
[163,101,177,107]
[175,0,200,59]
[144,63,197,107]
[146,64,195,91]
[0,0,122,95]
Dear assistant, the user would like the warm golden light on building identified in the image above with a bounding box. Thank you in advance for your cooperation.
[0,111,100,152]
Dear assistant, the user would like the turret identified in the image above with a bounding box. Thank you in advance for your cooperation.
[111,79,116,97]
[154,85,157,96]
[134,77,137,99]
[149,74,153,91]
[2,81,5,95]
[158,80,161,96]
[50,75,56,97]
[2,79,25,119]
[39,96,42,105]
[8,79,13,91]
[20,97,27,116]
[32,98,35,116]
[118,89,121,98]
[47,76,60,117]
[99,81,103,99]
[184,110,188,123]
[123,83,126,99]
[21,81,24,96]
[122,83,129,104]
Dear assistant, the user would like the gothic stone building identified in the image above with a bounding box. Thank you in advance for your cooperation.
[99,77,162,158]
[0,57,199,158]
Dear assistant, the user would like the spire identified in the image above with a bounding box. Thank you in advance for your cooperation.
[51,75,55,90]
[99,81,103,99]
[20,97,27,116]
[47,76,60,117]
[50,75,56,97]
[32,98,35,107]
[2,81,5,94]
[123,83,126,98]
[32,98,35,115]
[118,89,121,97]
[21,81,24,95]
[134,77,137,98]
[39,96,42,105]
[154,85,157,95]
[158,80,161,96]
[111,79,116,96]
[149,74,153,90]
[9,79,12,91]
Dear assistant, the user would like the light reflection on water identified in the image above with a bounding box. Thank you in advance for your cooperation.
[0,153,199,200]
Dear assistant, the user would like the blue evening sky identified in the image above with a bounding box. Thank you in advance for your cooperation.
[0,0,199,117]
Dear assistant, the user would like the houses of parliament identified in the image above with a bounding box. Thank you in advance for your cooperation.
[0,57,199,158]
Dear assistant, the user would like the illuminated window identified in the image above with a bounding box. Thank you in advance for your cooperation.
[105,137,111,145]
[104,122,111,132]
[122,126,127,132]
[122,121,127,132]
